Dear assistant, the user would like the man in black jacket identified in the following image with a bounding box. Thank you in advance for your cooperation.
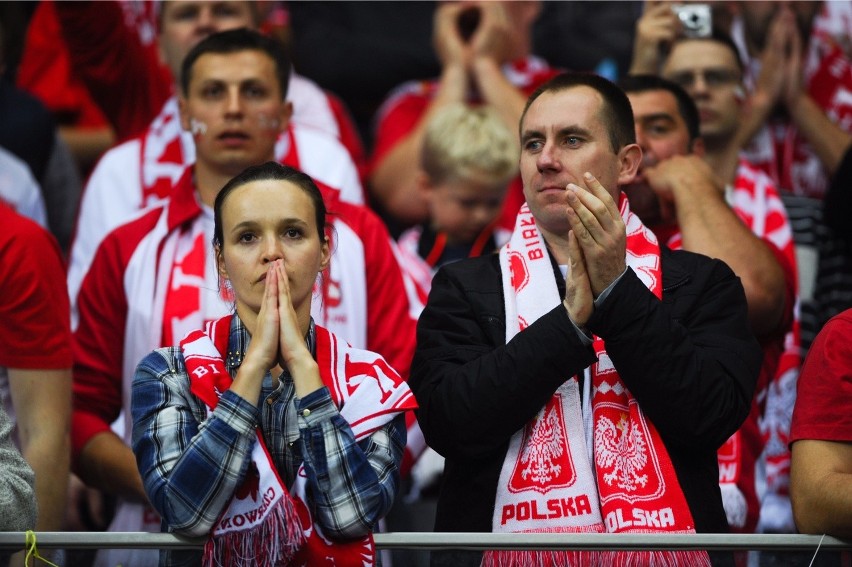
[410,72,761,567]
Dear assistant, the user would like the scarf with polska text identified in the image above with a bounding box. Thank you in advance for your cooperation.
[484,197,709,567]
[180,315,417,566]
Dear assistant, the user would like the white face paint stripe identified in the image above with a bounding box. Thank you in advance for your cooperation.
[190,118,208,135]
[256,114,281,130]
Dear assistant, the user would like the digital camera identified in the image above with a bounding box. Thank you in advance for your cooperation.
[673,4,712,38]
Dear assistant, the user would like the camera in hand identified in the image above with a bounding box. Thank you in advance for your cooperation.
[673,4,712,38]
[457,6,481,42]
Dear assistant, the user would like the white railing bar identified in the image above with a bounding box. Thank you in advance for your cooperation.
[0,532,849,552]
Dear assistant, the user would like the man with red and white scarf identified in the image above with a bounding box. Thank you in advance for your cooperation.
[71,29,415,567]
[66,0,365,306]
[410,72,761,567]
[620,70,797,539]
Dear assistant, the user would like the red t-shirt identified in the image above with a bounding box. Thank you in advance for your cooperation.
[0,204,72,369]
[790,309,852,443]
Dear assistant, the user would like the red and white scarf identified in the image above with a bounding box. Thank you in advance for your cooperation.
[180,315,417,566]
[485,197,709,566]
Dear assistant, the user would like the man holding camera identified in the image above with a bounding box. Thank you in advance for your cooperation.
[369,1,558,231]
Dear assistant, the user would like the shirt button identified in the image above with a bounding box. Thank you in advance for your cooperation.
[302,408,311,417]
[266,398,274,405]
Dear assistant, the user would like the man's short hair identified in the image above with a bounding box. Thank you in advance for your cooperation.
[521,72,637,154]
[421,103,518,185]
[619,74,701,143]
[180,28,291,99]
[677,28,745,74]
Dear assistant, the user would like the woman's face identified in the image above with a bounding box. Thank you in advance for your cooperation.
[217,179,329,322]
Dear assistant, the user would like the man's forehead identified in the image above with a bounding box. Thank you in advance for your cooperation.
[627,90,680,119]
[665,40,739,72]
[190,50,276,81]
[162,0,253,16]
[523,87,603,129]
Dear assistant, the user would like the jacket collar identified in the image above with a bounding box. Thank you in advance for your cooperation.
[660,245,691,292]
[166,166,203,231]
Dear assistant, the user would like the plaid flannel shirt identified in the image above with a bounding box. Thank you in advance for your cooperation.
[131,316,405,553]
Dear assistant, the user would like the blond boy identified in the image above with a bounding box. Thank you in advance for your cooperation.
[397,103,518,309]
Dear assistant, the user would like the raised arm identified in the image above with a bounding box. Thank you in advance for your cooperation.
[629,1,681,75]
[645,155,788,337]
[369,2,471,224]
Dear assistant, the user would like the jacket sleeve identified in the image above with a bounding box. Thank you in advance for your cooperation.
[360,209,417,380]
[410,263,597,460]
[71,232,130,463]
[588,260,761,450]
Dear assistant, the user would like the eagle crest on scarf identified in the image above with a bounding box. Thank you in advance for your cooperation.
[595,414,649,492]
[520,405,565,485]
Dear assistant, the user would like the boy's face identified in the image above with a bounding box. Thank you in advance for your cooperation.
[425,173,508,245]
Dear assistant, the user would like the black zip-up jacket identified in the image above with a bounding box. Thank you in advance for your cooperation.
[410,245,761,566]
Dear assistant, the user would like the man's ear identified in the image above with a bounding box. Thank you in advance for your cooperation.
[178,96,191,132]
[278,101,293,134]
[617,143,643,185]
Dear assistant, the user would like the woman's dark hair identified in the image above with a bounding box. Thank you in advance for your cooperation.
[213,161,327,250]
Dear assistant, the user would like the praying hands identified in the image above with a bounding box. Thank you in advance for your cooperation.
[562,172,627,327]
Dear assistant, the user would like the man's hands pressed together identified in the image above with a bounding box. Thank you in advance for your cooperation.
[562,172,627,327]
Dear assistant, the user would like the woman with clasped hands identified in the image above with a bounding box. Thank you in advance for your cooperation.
[131,162,415,567]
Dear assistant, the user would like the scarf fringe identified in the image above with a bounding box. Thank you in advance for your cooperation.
[202,495,304,567]
[482,550,711,567]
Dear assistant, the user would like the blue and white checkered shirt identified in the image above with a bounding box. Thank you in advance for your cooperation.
[131,316,405,564]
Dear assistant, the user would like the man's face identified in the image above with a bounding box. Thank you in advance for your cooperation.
[159,1,255,79]
[519,86,636,236]
[622,89,693,225]
[628,89,693,171]
[179,50,290,176]
[662,40,742,147]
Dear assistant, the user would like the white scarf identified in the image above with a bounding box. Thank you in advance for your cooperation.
[485,197,709,567]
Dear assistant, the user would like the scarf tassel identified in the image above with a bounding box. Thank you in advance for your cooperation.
[202,494,305,567]
[482,550,711,567]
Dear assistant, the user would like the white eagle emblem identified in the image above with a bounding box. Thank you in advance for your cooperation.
[595,414,649,491]
[520,406,564,485]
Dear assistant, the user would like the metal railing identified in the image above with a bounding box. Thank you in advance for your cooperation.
[0,532,849,552]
